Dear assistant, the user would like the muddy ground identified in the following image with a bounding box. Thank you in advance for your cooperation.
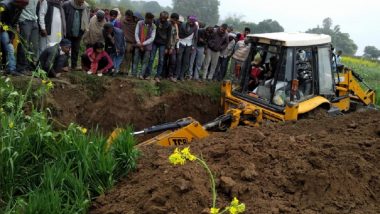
[12,73,380,213]
[90,110,380,214]
[12,72,221,134]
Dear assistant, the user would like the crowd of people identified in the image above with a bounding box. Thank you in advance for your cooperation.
[0,0,253,82]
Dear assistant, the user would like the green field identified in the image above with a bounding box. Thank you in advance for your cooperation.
[341,56,380,105]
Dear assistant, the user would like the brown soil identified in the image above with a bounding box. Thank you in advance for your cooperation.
[44,74,220,134]
[90,110,380,214]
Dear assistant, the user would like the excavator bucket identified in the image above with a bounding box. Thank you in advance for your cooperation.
[138,120,209,147]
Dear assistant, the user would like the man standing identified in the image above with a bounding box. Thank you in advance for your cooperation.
[63,0,89,70]
[163,12,179,82]
[109,9,122,29]
[103,23,125,76]
[202,24,229,80]
[39,38,71,77]
[230,38,251,83]
[0,0,28,76]
[215,32,236,81]
[175,16,198,81]
[82,10,106,49]
[132,12,156,79]
[16,0,39,74]
[188,24,210,81]
[239,27,251,41]
[121,10,137,75]
[146,11,171,82]
[38,0,66,53]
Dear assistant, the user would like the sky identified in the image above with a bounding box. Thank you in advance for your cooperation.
[153,0,380,55]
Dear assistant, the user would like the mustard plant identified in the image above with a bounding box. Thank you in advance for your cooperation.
[169,147,246,214]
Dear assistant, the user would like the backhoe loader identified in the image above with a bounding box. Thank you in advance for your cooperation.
[108,32,377,147]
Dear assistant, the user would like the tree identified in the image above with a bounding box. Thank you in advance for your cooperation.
[173,0,220,25]
[223,15,284,34]
[364,46,380,59]
[307,18,358,55]
[255,19,284,33]
[144,1,162,14]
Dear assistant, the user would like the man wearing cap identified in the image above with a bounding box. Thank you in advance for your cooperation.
[38,0,66,53]
[39,38,71,77]
[175,15,198,81]
[0,0,29,76]
[82,9,106,49]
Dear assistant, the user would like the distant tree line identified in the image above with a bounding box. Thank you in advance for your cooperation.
[306,18,358,55]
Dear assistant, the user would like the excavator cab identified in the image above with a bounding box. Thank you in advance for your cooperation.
[222,32,376,123]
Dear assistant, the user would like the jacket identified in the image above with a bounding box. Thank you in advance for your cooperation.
[39,44,69,77]
[62,0,88,37]
[103,26,125,54]
[86,48,113,72]
[121,18,137,44]
[135,20,156,51]
[196,28,208,47]
[232,40,251,61]
[38,0,66,36]
[207,29,229,52]
[153,19,171,47]
[168,23,178,50]
[0,0,24,28]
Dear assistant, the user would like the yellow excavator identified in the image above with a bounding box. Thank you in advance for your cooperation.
[108,32,377,147]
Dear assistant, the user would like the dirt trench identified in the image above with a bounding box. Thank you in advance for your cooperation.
[45,74,220,134]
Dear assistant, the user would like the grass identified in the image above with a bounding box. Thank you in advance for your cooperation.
[0,75,139,213]
[67,71,106,100]
[341,56,380,105]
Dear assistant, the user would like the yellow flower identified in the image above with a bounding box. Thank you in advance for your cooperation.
[47,81,54,89]
[2,25,9,31]
[9,121,14,129]
[181,147,197,161]
[77,126,88,134]
[81,127,88,134]
[210,207,219,214]
[231,197,239,207]
[42,80,47,84]
[0,6,5,12]
[227,197,245,214]
[169,148,186,165]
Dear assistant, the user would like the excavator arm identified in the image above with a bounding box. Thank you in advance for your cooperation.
[334,68,376,111]
[107,106,264,148]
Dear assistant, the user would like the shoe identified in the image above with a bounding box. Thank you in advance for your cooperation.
[144,76,151,80]
[97,73,103,77]
[154,77,160,83]
[138,75,144,80]
[170,77,177,82]
[87,71,92,75]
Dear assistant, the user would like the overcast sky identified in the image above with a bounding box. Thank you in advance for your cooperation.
[154,0,380,55]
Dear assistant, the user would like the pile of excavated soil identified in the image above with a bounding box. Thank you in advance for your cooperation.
[90,111,380,214]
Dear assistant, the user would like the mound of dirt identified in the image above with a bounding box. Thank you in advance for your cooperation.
[90,110,380,214]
